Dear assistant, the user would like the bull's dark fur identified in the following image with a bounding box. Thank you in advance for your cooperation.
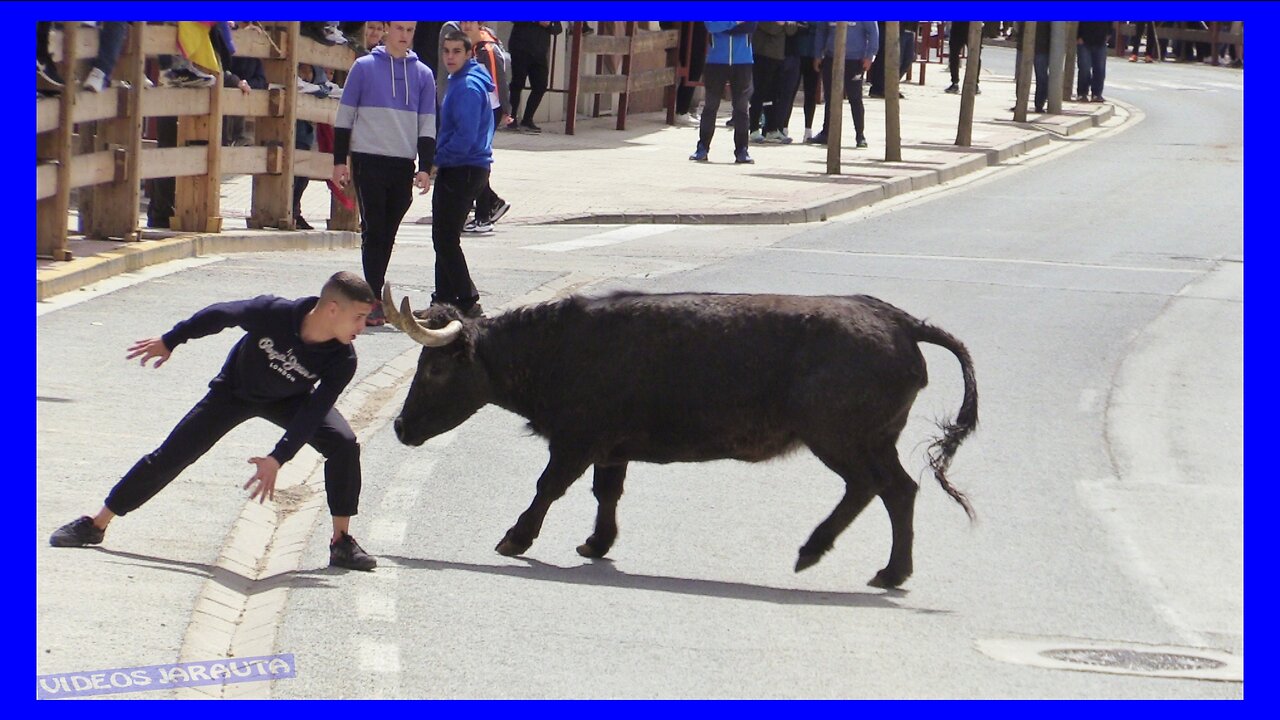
[395,292,978,588]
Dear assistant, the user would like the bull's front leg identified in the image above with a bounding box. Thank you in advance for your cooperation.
[577,463,627,558]
[496,448,592,557]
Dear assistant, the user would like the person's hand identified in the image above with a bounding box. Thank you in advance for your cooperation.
[238,78,250,94]
[863,57,873,72]
[127,338,171,368]
[539,21,550,27]
[813,58,822,72]
[245,456,281,503]
[332,163,350,188]
[414,171,432,195]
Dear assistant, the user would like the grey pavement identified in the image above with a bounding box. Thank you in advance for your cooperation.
[39,67,1111,301]
[35,58,1172,696]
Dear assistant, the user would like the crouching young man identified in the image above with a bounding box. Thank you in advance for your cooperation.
[49,271,380,571]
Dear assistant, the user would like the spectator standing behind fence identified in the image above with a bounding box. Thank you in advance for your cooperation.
[659,21,708,123]
[429,30,495,319]
[507,21,562,133]
[1076,21,1109,103]
[868,21,916,99]
[332,21,436,327]
[1128,21,1160,62]
[354,20,387,58]
[1032,21,1052,114]
[747,22,794,145]
[808,21,878,149]
[945,21,981,94]
[690,22,756,165]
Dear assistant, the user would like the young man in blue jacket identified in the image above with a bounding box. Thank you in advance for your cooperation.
[808,22,879,149]
[49,272,386,571]
[429,30,496,318]
[690,21,756,165]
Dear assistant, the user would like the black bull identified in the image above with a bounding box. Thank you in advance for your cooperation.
[384,287,977,588]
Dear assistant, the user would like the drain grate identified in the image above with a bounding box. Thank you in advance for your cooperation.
[1041,648,1227,672]
[976,637,1243,683]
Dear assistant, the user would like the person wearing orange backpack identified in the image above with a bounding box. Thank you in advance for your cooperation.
[458,21,513,234]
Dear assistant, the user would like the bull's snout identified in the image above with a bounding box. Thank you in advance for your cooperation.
[393,417,406,442]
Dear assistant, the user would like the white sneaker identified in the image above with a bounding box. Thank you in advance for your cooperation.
[297,77,323,95]
[82,67,108,93]
[323,24,348,45]
[463,218,494,234]
[763,130,793,145]
[803,128,813,141]
[749,130,766,144]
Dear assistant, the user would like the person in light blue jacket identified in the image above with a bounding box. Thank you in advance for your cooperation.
[807,21,878,149]
[690,21,757,165]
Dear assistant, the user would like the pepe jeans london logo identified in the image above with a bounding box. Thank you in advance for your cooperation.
[258,338,318,382]
[37,654,297,699]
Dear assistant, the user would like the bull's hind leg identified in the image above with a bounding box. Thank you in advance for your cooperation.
[496,449,592,557]
[577,463,627,558]
[867,448,919,589]
[795,446,879,572]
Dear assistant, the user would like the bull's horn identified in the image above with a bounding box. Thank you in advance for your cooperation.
[382,285,463,347]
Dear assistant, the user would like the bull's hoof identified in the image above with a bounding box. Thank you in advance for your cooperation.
[794,553,822,573]
[867,568,909,589]
[495,537,531,557]
[576,538,612,559]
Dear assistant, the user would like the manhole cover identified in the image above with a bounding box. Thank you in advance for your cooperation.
[1041,648,1227,672]
[976,637,1242,682]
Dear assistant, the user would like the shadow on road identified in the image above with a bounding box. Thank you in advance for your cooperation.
[381,553,948,613]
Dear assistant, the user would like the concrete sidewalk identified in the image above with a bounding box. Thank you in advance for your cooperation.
[38,69,1116,301]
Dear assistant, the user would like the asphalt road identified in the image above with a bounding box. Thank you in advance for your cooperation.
[36,47,1242,699]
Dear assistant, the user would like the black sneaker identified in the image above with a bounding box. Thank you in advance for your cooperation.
[50,516,105,547]
[488,198,511,224]
[519,120,542,133]
[294,215,314,230]
[461,303,486,319]
[944,82,960,94]
[330,532,377,571]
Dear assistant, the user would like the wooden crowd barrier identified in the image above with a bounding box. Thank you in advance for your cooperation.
[36,21,360,262]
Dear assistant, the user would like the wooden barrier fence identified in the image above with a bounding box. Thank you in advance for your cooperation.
[37,21,359,262]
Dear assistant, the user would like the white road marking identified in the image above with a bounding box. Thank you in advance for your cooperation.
[357,591,398,622]
[368,519,408,549]
[766,248,1203,274]
[359,639,402,673]
[37,256,226,317]
[381,483,422,512]
[523,224,680,252]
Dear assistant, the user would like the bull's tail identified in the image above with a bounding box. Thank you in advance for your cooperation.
[913,320,979,523]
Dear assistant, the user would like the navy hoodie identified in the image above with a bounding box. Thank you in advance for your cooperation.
[162,295,357,465]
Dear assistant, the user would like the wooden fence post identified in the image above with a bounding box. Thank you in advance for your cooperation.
[250,22,299,229]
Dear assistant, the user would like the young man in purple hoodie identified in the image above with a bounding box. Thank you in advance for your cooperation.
[49,272,389,571]
[427,30,495,318]
[332,21,437,327]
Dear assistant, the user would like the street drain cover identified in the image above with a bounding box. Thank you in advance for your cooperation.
[1041,648,1226,672]
[976,637,1242,683]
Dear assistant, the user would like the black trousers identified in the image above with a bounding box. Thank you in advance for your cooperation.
[352,152,414,299]
[105,390,362,518]
[748,55,784,133]
[432,165,489,310]
[471,109,506,221]
[509,49,550,123]
[147,116,179,228]
[698,63,753,153]
[819,57,867,142]
[949,21,981,85]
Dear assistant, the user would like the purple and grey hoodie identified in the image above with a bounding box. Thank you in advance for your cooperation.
[334,46,437,172]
